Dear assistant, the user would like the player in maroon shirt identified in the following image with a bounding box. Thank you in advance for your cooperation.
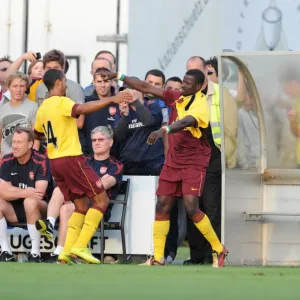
[100,69,228,267]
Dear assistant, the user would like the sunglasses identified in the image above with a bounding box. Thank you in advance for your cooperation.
[92,138,107,143]
[207,70,216,75]
[0,68,8,72]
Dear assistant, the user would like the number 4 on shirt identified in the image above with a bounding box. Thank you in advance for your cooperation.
[43,121,58,148]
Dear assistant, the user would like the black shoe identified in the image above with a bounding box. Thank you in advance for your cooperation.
[35,219,54,239]
[183,258,204,265]
[45,253,58,263]
[0,251,15,262]
[28,253,42,263]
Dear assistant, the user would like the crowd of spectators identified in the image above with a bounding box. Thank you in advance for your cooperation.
[0,47,286,264]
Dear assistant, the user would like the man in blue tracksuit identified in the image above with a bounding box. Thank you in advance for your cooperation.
[114,81,164,175]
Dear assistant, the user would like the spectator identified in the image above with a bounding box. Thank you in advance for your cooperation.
[94,50,116,72]
[0,56,12,105]
[0,128,51,262]
[282,67,300,166]
[28,60,44,79]
[26,60,44,101]
[84,57,113,97]
[0,72,40,157]
[84,68,118,156]
[36,126,123,263]
[145,69,169,125]
[165,77,183,91]
[205,56,238,169]
[35,49,84,109]
[114,82,164,175]
[237,93,260,169]
[35,49,86,153]
[83,50,117,97]
[4,51,44,102]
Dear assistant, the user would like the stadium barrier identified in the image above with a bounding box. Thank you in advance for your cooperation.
[8,175,157,255]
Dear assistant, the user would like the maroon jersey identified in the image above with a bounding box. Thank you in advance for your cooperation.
[162,89,211,170]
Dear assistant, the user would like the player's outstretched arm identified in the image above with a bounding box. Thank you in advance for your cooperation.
[75,90,133,115]
[98,70,165,100]
[147,116,196,145]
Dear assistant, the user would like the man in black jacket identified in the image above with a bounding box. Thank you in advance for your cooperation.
[114,82,164,175]
[84,67,119,156]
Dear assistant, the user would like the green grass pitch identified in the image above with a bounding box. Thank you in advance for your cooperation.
[1,263,300,300]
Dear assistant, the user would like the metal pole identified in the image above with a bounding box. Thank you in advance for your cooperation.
[23,0,29,73]
[116,0,121,70]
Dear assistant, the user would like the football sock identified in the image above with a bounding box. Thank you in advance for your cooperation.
[63,211,85,255]
[27,224,41,255]
[73,205,104,249]
[153,213,170,262]
[47,217,56,228]
[54,245,64,255]
[0,217,12,254]
[192,210,223,253]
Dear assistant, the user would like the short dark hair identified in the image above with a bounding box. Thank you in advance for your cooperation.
[188,56,207,68]
[207,56,230,81]
[0,56,13,64]
[145,69,166,84]
[14,127,34,142]
[185,69,205,85]
[64,60,69,74]
[206,57,218,76]
[43,69,65,91]
[165,76,182,85]
[94,50,116,64]
[43,49,65,69]
[94,67,110,79]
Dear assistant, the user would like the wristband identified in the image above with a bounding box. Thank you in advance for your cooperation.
[162,126,171,134]
[117,72,125,81]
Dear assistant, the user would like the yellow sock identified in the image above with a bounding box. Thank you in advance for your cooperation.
[74,206,104,249]
[193,212,223,253]
[63,212,85,255]
[153,214,170,261]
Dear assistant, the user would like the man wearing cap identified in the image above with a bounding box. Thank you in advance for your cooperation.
[84,67,119,156]
[114,81,164,175]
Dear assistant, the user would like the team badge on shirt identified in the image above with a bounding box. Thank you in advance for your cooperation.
[96,179,103,188]
[109,107,116,116]
[100,166,107,174]
[29,171,34,180]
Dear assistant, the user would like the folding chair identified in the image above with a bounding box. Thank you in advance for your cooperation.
[100,178,130,264]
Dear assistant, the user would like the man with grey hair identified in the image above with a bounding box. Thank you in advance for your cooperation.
[36,125,123,263]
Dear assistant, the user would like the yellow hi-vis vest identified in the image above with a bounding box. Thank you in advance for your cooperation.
[210,83,221,147]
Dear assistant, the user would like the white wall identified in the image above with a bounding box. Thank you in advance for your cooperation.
[128,0,300,79]
[0,0,129,87]
[128,0,222,79]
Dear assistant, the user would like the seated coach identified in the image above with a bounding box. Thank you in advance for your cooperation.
[0,128,51,262]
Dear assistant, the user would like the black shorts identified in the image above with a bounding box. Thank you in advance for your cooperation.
[11,199,26,223]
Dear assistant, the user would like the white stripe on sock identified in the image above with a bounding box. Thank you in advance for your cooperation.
[54,245,63,255]
[47,217,56,228]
